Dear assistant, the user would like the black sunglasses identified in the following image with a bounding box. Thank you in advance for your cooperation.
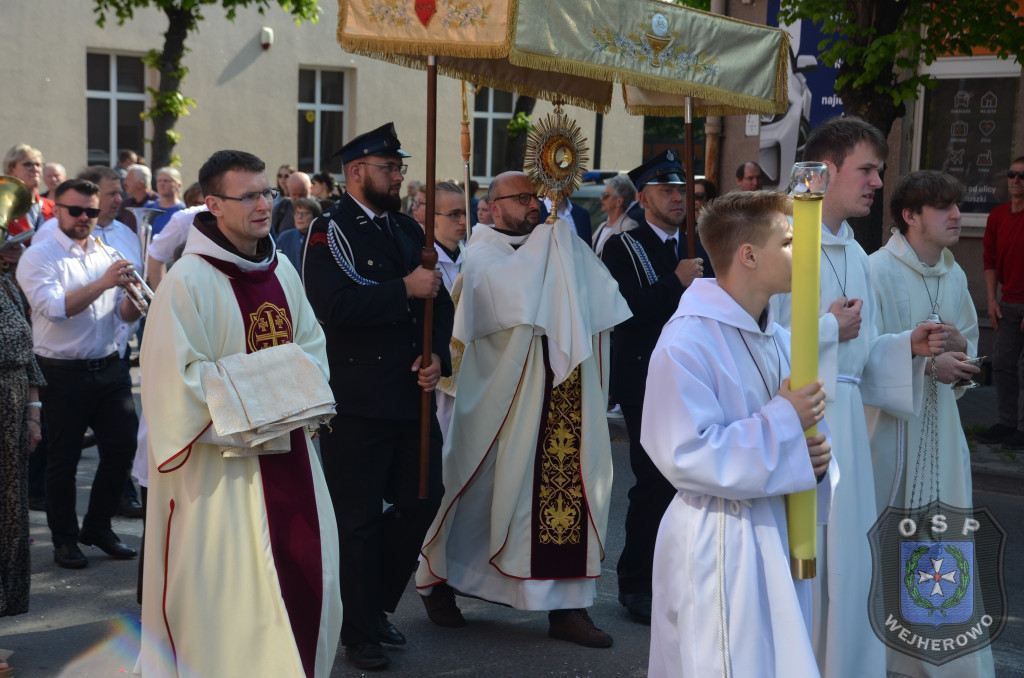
[1007,170,1024,180]
[56,204,101,218]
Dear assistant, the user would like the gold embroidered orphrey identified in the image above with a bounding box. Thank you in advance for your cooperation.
[537,365,584,546]
[438,280,464,396]
[247,301,293,352]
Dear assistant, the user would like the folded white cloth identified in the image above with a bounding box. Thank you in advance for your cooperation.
[200,343,336,456]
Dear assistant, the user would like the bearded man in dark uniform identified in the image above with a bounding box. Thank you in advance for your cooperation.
[303,122,454,671]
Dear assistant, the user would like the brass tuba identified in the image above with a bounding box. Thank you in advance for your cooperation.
[0,175,33,253]
[125,207,163,281]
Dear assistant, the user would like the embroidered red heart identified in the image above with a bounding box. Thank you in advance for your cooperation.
[415,0,436,26]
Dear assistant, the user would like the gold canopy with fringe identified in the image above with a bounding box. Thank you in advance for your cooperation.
[337,0,789,115]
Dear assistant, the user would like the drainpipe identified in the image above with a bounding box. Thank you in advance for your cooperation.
[704,0,727,185]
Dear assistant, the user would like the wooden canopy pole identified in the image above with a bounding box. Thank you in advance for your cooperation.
[461,82,473,238]
[684,96,697,258]
[419,56,439,499]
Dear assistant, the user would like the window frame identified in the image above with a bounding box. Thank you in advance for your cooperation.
[85,51,149,168]
[297,67,349,175]
[472,86,518,183]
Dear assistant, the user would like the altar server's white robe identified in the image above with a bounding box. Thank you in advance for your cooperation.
[643,279,835,678]
[137,228,341,678]
[434,242,462,440]
[771,222,924,678]
[867,232,994,678]
[416,222,630,610]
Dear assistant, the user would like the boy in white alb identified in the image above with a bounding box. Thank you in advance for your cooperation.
[642,191,836,677]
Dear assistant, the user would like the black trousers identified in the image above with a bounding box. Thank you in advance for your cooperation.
[321,414,444,647]
[39,357,137,547]
[616,399,676,596]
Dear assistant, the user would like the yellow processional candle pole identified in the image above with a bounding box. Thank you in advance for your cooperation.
[786,161,829,579]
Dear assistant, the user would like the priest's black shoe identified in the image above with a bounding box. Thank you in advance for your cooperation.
[548,608,613,648]
[378,612,406,645]
[54,543,88,569]
[421,583,467,627]
[618,592,652,624]
[79,528,137,559]
[345,642,390,670]
[118,496,144,518]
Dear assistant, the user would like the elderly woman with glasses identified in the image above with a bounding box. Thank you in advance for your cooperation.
[592,174,639,256]
[2,144,55,266]
[276,197,321,273]
[144,167,186,235]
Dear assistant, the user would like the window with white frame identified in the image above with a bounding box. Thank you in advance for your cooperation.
[86,53,147,167]
[298,69,347,175]
[473,87,516,181]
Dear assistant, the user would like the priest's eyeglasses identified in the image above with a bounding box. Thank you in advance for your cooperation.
[360,162,409,176]
[493,192,539,206]
[212,187,280,206]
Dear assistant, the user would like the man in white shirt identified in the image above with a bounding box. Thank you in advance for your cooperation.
[30,166,145,518]
[17,178,143,569]
[147,204,208,290]
[33,167,141,271]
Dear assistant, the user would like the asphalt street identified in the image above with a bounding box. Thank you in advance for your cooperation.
[1,386,1022,676]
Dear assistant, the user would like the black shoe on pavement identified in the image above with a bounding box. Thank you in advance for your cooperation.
[79,528,137,559]
[81,432,97,449]
[345,642,390,670]
[118,497,144,518]
[378,612,406,645]
[618,592,652,625]
[548,608,613,648]
[54,543,89,569]
[28,495,46,512]
[1003,430,1024,450]
[421,583,467,627]
[975,423,1016,444]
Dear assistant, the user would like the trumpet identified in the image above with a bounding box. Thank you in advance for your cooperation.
[92,236,155,316]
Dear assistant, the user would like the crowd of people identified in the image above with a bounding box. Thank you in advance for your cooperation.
[0,116,1019,678]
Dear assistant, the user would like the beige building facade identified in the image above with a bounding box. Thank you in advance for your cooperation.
[1,1,643,191]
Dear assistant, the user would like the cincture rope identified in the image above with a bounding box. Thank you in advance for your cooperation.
[716,497,733,678]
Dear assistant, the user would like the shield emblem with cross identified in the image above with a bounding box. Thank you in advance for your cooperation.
[868,501,1007,666]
